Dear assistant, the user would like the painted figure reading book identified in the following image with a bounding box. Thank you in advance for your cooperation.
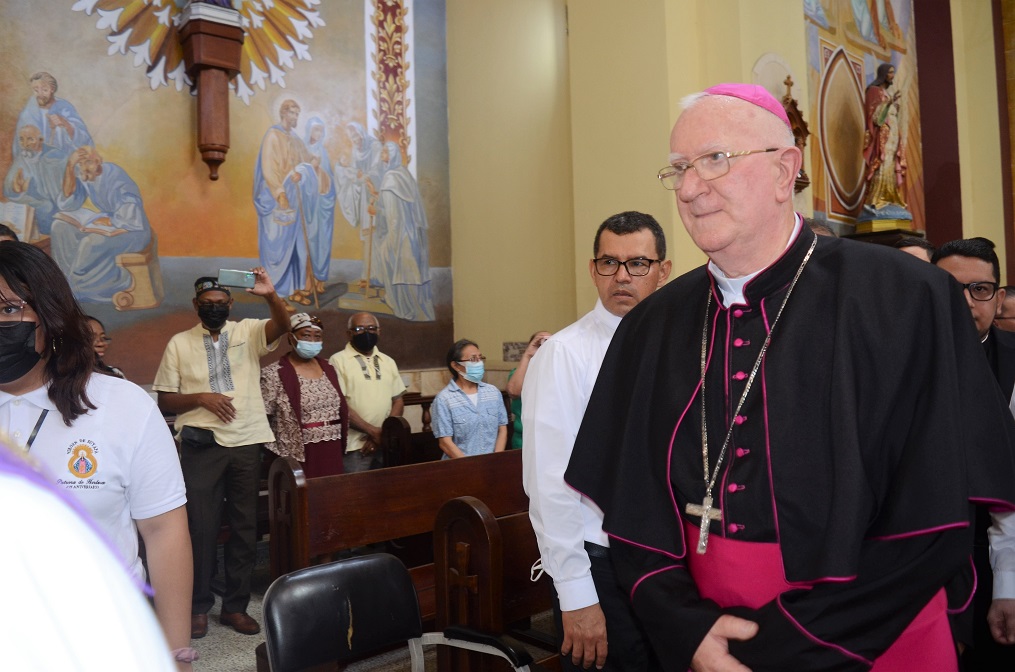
[52,146,152,302]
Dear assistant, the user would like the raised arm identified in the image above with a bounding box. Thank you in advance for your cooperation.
[247,267,290,344]
[506,331,552,398]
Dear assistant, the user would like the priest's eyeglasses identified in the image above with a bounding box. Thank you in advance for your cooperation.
[593,257,660,277]
[658,148,780,190]
[350,325,380,334]
[959,281,1000,301]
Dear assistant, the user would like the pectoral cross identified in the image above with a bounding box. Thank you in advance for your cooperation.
[685,496,722,554]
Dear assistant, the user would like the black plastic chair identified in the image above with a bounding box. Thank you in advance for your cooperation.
[263,553,538,671]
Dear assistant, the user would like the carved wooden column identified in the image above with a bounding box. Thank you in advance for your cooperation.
[180,2,244,181]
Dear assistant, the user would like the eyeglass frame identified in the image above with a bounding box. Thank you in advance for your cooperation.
[350,324,380,334]
[458,354,486,364]
[592,257,663,277]
[0,298,30,323]
[657,148,781,191]
[958,281,1000,302]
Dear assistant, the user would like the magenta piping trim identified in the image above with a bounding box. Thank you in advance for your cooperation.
[776,594,873,665]
[739,215,803,297]
[793,574,858,584]
[630,565,681,601]
[947,555,977,615]
[757,296,784,552]
[867,521,968,541]
[969,496,1015,512]
[717,308,733,531]
[667,304,723,559]
[605,531,681,561]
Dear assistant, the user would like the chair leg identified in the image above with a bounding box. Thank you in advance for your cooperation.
[408,638,425,672]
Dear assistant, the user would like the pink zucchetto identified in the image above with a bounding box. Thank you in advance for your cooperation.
[704,83,791,128]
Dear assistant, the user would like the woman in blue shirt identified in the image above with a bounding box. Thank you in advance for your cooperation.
[431,339,508,458]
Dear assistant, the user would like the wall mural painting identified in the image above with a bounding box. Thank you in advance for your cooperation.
[805,0,924,233]
[0,0,452,379]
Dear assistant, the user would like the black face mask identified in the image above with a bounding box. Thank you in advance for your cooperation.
[351,332,378,353]
[0,322,41,384]
[198,304,230,331]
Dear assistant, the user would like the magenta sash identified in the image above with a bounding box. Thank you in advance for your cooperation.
[682,520,956,671]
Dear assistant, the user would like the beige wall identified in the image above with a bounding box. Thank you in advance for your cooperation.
[566,1,677,309]
[951,0,1008,279]
[446,0,1010,369]
[446,0,577,368]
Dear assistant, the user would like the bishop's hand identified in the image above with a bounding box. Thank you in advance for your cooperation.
[691,615,757,672]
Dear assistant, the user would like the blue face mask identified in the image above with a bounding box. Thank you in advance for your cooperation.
[461,360,485,384]
[294,340,323,360]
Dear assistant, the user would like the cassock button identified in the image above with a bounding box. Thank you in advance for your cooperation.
[735,447,750,458]
[727,483,745,493]
[728,524,744,534]
[733,338,745,347]
[733,371,747,381]
[733,309,744,318]
[734,415,746,425]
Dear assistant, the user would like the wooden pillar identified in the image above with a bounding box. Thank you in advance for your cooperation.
[179,3,244,181]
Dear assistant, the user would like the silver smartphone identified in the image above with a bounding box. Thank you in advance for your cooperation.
[217,269,256,289]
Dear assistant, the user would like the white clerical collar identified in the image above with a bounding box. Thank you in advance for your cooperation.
[709,215,804,308]
[593,298,624,330]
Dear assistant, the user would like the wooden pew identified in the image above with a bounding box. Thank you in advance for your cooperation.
[435,495,558,671]
[381,390,516,468]
[268,449,529,623]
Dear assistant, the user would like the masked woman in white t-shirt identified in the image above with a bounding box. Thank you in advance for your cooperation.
[0,241,195,670]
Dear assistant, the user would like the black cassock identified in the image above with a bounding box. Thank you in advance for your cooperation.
[566,225,1015,671]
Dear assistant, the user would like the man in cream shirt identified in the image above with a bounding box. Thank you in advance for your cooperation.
[329,311,405,472]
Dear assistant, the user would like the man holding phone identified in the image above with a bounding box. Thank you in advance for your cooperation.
[153,268,290,638]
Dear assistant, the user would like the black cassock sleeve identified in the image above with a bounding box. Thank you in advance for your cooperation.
[612,525,969,672]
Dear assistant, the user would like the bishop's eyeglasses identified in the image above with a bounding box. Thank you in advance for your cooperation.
[592,257,661,277]
[959,281,1000,302]
[658,148,780,190]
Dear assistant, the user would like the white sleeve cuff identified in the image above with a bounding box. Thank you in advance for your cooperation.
[554,573,600,612]
[994,570,1015,600]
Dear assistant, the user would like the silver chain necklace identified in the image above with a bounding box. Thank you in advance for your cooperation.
[686,236,816,554]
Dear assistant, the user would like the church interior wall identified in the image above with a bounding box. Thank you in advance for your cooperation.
[445,0,578,365]
[951,0,1008,277]
[0,0,1011,382]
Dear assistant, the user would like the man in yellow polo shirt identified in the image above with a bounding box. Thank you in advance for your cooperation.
[154,269,289,639]
[328,311,405,472]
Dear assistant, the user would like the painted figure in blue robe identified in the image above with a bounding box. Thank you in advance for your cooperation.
[369,142,435,321]
[3,125,66,236]
[253,99,331,305]
[14,72,92,160]
[52,147,152,303]
[336,122,385,286]
[303,116,336,295]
